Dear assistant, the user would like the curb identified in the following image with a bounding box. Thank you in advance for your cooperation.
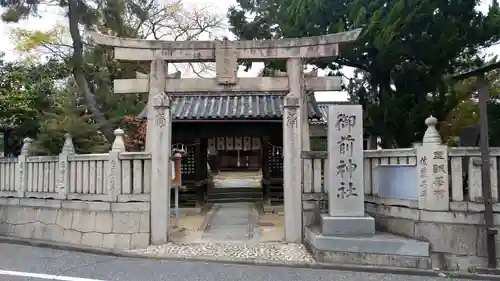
[0,236,499,280]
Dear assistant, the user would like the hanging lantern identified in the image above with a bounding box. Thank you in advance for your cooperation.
[172,143,187,155]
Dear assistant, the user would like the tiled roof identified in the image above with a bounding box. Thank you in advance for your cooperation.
[314,103,329,125]
[138,94,323,121]
[313,101,358,125]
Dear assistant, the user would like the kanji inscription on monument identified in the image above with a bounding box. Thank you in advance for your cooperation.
[418,155,429,197]
[327,104,364,217]
[417,144,449,210]
[215,38,237,85]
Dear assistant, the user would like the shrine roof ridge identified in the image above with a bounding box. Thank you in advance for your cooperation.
[137,93,323,121]
[89,29,362,50]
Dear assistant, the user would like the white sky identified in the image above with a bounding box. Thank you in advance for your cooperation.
[0,0,499,102]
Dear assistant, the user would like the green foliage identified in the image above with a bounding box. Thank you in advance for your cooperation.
[1,0,220,153]
[30,89,110,155]
[0,53,113,155]
[0,56,69,152]
[228,0,500,147]
[438,57,500,146]
[0,0,151,150]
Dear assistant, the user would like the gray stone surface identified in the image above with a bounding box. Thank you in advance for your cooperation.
[320,214,375,235]
[327,104,365,217]
[368,209,500,270]
[202,203,259,242]
[305,226,430,257]
[0,199,150,250]
[414,222,478,256]
[307,241,432,269]
[1,243,480,281]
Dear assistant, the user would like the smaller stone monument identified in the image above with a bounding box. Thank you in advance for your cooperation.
[416,116,450,210]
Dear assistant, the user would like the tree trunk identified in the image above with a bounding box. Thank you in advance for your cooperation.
[377,72,395,148]
[67,0,114,143]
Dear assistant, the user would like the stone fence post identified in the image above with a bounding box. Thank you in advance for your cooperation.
[107,129,126,201]
[416,116,450,210]
[16,137,31,197]
[58,134,75,199]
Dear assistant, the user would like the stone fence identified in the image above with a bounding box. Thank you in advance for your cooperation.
[0,129,152,203]
[2,116,500,268]
[0,129,153,250]
[301,116,500,270]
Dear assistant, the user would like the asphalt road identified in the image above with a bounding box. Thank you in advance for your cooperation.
[0,243,486,281]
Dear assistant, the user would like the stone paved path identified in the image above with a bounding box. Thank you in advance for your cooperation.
[201,202,260,243]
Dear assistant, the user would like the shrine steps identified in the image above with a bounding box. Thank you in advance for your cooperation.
[207,187,263,203]
[305,225,432,269]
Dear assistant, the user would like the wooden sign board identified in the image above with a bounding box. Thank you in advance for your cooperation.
[171,157,182,188]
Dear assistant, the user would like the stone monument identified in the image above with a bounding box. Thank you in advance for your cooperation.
[322,103,375,235]
[416,116,450,210]
[306,104,430,262]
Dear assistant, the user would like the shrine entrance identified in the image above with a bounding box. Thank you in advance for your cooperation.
[90,29,361,245]
[209,136,262,172]
[207,136,263,203]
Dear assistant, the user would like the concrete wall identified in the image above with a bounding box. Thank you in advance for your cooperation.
[0,198,150,250]
[366,202,500,271]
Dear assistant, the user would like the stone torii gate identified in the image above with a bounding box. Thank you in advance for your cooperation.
[91,29,361,244]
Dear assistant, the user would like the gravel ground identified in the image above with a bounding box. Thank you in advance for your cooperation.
[128,242,315,263]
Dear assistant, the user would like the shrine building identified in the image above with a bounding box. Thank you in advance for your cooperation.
[137,93,375,208]
[137,93,330,207]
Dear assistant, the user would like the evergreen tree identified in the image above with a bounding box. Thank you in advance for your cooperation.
[228,0,500,147]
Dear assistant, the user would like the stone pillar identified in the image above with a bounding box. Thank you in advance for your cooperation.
[16,137,31,198]
[283,58,303,242]
[58,134,75,199]
[145,58,168,152]
[417,116,450,210]
[322,104,374,235]
[302,92,313,202]
[107,129,126,201]
[150,92,172,245]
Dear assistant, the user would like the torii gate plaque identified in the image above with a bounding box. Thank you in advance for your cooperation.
[215,38,238,85]
[91,29,362,245]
